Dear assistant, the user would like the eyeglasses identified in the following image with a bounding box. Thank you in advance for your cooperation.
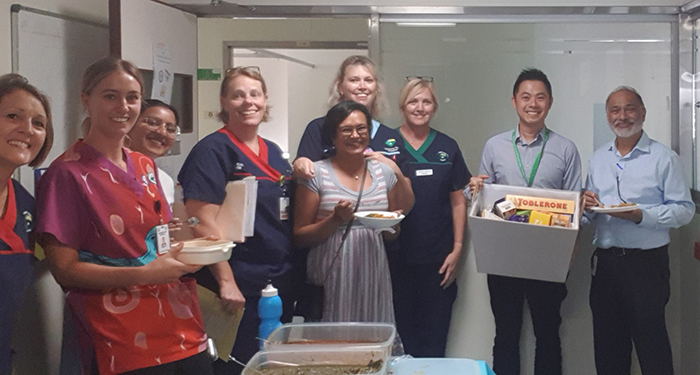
[140,117,180,136]
[338,125,369,137]
[226,66,261,75]
[405,76,434,82]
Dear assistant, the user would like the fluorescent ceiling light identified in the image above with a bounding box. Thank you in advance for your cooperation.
[396,22,457,27]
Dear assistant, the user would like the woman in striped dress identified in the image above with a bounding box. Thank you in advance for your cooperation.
[293,101,414,323]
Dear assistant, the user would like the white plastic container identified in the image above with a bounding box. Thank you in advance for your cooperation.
[469,184,581,283]
[243,347,388,375]
[263,322,396,359]
[176,239,235,265]
[354,211,404,229]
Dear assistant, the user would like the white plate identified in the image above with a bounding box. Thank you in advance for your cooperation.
[354,211,405,229]
[176,239,235,265]
[590,205,638,213]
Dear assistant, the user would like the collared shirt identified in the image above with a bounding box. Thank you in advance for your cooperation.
[478,126,581,191]
[585,131,694,249]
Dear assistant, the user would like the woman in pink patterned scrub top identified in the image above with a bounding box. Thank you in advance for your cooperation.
[36,58,213,375]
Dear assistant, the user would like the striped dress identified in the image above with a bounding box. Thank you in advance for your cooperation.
[302,158,396,323]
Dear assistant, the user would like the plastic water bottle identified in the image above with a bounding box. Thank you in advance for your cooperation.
[258,281,282,349]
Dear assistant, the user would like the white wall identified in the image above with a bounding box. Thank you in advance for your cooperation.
[379,21,677,375]
[197,18,369,140]
[0,0,107,75]
[230,49,366,159]
[120,0,199,180]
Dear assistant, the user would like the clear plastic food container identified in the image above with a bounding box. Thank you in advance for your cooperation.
[243,347,388,375]
[263,323,396,359]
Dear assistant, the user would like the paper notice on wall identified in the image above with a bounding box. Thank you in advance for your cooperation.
[152,42,174,104]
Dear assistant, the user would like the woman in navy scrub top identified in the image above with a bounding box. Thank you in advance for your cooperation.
[294,55,407,175]
[178,67,295,375]
[393,77,470,357]
[0,74,53,374]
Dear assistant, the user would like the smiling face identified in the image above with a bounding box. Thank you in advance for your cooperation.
[220,75,267,128]
[402,87,436,128]
[338,65,377,110]
[606,89,646,139]
[0,89,47,169]
[81,70,142,140]
[332,110,370,157]
[512,79,553,130]
[129,106,177,159]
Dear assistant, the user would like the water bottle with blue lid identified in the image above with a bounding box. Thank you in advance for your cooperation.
[258,280,282,349]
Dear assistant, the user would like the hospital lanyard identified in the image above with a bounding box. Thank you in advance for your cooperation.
[512,127,549,187]
[218,127,287,189]
[0,179,28,253]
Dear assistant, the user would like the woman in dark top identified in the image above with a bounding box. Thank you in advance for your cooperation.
[178,66,295,375]
[392,77,471,358]
[0,73,53,375]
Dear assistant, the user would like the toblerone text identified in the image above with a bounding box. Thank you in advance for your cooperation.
[505,194,576,215]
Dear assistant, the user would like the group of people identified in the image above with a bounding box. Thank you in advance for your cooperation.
[0,52,692,375]
[467,69,693,375]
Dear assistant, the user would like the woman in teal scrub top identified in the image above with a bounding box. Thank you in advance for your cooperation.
[391,77,471,357]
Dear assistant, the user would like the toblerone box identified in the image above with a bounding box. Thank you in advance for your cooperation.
[506,194,576,215]
[529,211,552,226]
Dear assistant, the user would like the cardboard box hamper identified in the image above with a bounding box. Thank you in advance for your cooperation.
[469,184,581,283]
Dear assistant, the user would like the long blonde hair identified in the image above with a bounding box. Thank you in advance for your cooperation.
[328,55,388,118]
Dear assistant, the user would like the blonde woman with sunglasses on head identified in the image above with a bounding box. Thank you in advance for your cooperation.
[391,77,471,358]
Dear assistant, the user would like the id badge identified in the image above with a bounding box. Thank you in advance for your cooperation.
[156,224,170,255]
[280,197,290,221]
[416,169,433,177]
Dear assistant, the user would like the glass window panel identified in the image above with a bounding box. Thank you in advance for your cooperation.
[379,22,672,176]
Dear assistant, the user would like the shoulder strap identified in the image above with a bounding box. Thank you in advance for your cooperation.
[322,159,367,284]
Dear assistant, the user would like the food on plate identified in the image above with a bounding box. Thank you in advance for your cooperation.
[365,213,396,219]
[606,202,637,208]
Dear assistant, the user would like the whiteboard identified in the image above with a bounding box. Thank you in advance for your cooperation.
[11,6,109,194]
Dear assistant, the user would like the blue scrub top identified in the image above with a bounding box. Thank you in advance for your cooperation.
[398,129,471,265]
[178,132,294,296]
[0,179,36,373]
[296,116,409,174]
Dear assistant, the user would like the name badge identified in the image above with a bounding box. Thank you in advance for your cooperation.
[416,169,433,177]
[280,197,290,220]
[156,224,170,255]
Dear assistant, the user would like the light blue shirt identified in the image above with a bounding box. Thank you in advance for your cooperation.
[478,126,581,191]
[585,131,694,249]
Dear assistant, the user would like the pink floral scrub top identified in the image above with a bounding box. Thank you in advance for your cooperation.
[36,141,207,374]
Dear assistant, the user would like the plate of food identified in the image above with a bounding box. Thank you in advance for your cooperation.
[354,211,405,229]
[590,202,638,213]
[176,239,235,265]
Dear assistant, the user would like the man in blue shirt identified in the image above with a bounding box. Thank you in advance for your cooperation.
[583,86,694,375]
[469,69,581,375]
